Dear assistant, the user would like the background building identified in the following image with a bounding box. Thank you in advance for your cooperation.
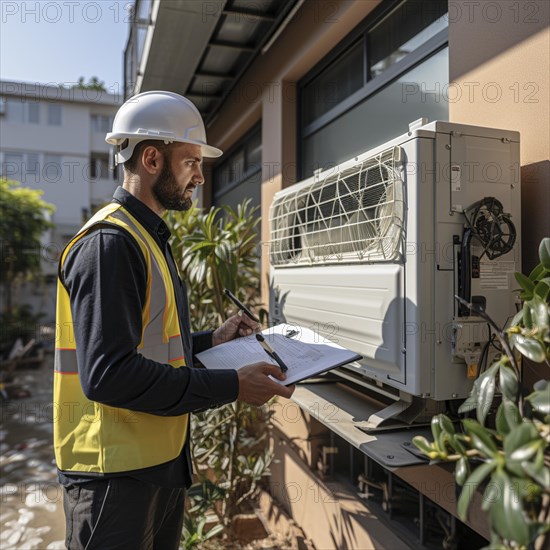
[124,1,548,547]
[0,80,122,322]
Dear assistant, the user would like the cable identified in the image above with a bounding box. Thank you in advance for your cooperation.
[476,339,491,378]
[462,197,516,260]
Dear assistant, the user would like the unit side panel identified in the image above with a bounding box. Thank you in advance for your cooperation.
[451,135,522,326]
[433,132,471,399]
[433,131,521,400]
[403,137,436,397]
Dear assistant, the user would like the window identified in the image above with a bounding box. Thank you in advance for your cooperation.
[2,152,23,182]
[5,98,41,124]
[47,104,62,126]
[1,152,42,184]
[302,39,364,127]
[303,48,448,176]
[5,98,24,122]
[299,0,448,177]
[368,1,448,78]
[43,154,63,182]
[213,125,261,212]
[25,154,40,183]
[28,102,40,124]
[91,114,112,133]
[90,152,117,180]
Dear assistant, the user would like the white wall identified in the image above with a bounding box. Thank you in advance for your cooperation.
[0,81,121,323]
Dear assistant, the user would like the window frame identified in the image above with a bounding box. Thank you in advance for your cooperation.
[212,123,262,204]
[298,0,448,179]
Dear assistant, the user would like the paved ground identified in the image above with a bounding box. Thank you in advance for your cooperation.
[1,353,66,549]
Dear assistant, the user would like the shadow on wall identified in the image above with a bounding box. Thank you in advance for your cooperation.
[521,159,550,275]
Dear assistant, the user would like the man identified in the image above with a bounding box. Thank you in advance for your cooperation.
[54,90,294,550]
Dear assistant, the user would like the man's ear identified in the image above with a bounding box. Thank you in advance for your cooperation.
[141,146,162,174]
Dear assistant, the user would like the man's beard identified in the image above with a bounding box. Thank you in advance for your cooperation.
[152,151,193,211]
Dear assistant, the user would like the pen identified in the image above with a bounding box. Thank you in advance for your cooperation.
[255,333,288,373]
[223,289,260,323]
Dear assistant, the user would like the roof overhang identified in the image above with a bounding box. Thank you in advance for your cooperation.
[138,0,226,94]
[129,0,298,123]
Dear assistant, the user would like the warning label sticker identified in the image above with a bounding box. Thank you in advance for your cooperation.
[480,260,515,290]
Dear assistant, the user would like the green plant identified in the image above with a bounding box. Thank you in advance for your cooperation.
[167,199,274,545]
[168,199,265,328]
[413,239,550,549]
[0,179,54,318]
[74,76,107,91]
[182,480,226,549]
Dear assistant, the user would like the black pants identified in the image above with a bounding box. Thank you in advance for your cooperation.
[63,477,185,550]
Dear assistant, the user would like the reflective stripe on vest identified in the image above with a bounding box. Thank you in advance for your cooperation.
[53,202,188,474]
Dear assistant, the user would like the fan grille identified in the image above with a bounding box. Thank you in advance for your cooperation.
[269,147,404,266]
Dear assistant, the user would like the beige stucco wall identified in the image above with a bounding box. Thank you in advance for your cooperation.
[448,0,550,272]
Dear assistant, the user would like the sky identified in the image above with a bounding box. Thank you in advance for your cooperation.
[1,0,131,94]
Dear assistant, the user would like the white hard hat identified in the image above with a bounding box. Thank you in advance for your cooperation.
[106,90,223,164]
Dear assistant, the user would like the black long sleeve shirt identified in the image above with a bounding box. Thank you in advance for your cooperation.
[58,187,239,488]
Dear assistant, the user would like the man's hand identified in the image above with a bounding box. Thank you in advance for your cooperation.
[212,312,260,346]
[237,362,295,406]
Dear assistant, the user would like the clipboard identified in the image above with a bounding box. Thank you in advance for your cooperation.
[195,323,362,386]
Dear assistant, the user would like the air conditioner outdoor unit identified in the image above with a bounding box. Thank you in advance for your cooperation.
[269,121,520,426]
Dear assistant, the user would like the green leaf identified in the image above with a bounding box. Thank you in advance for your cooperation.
[455,456,469,486]
[528,262,545,282]
[509,309,524,329]
[412,436,437,458]
[533,279,550,301]
[463,419,498,457]
[458,393,478,414]
[439,414,456,435]
[458,362,499,418]
[477,370,497,425]
[495,401,521,435]
[431,415,442,443]
[539,238,550,270]
[525,381,550,421]
[523,302,534,329]
[509,440,541,462]
[253,456,265,476]
[457,461,495,520]
[449,434,467,455]
[487,470,530,546]
[526,295,550,328]
[503,423,539,456]
[205,524,224,540]
[514,335,546,362]
[520,290,532,301]
[437,430,448,457]
[515,272,535,294]
[498,364,518,401]
[522,461,550,489]
[190,241,216,252]
[533,379,548,392]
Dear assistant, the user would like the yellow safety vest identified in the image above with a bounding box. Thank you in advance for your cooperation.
[53,202,188,474]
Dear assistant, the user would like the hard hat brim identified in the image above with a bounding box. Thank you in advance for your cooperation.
[106,133,223,163]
